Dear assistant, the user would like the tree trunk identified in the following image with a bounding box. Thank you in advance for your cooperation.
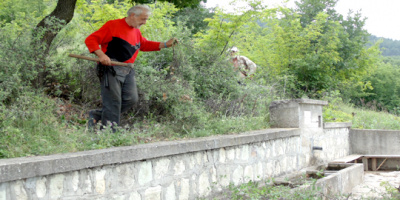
[36,0,77,53]
[33,0,77,87]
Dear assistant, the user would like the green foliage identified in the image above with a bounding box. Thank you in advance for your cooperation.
[201,0,379,99]
[195,4,262,55]
[0,92,74,158]
[129,0,205,8]
[0,91,143,158]
[361,62,400,114]
[322,90,353,122]
[172,6,214,35]
[324,99,400,130]
[0,0,54,25]
[369,35,400,56]
[382,56,400,66]
[0,17,49,103]
[322,89,400,130]
[348,55,400,115]
[295,0,338,27]
[2,0,400,160]
[380,181,400,200]
[254,8,342,97]
[226,178,325,200]
[225,176,400,200]
[75,0,130,32]
[323,107,352,123]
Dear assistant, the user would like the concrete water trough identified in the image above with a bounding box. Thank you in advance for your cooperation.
[274,163,364,196]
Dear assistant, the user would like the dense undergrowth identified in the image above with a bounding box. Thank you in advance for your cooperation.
[2,0,400,160]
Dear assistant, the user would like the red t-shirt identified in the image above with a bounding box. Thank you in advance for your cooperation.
[85,18,160,63]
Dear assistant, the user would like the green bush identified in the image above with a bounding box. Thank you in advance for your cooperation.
[0,91,70,158]
[322,90,353,122]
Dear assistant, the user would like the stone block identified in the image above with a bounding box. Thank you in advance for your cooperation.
[199,172,210,197]
[111,194,126,200]
[36,177,47,198]
[254,162,263,181]
[165,183,176,200]
[13,181,27,200]
[83,170,93,194]
[138,161,153,186]
[144,186,161,200]
[174,160,185,176]
[0,183,6,200]
[216,166,231,188]
[241,145,250,161]
[71,171,79,192]
[219,148,226,163]
[232,166,244,185]
[154,158,170,180]
[49,174,64,199]
[129,191,141,200]
[178,179,189,200]
[226,148,235,161]
[95,170,106,194]
[244,165,254,182]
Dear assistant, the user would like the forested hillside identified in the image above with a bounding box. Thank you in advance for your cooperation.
[369,35,400,56]
[1,0,398,158]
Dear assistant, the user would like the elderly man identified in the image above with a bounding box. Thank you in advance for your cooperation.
[85,5,178,131]
[229,46,257,79]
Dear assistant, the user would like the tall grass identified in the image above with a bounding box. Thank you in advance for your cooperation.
[0,83,271,159]
[324,102,400,130]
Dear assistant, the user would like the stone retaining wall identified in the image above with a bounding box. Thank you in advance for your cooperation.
[0,129,304,200]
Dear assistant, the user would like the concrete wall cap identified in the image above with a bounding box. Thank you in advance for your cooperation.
[0,128,300,183]
[270,99,328,108]
[323,122,352,129]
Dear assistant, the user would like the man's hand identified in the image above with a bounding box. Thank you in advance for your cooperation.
[163,38,179,48]
[94,49,112,66]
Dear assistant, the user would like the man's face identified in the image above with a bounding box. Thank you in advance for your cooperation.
[131,12,149,28]
[230,51,237,58]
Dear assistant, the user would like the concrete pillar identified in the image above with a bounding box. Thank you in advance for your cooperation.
[269,99,328,167]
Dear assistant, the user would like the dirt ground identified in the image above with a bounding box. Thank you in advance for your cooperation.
[349,171,400,199]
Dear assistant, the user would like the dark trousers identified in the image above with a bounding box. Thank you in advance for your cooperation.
[90,66,138,128]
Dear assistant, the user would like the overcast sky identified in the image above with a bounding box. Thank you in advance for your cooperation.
[202,0,400,41]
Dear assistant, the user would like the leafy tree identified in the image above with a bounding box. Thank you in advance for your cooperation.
[0,0,51,25]
[334,10,381,103]
[130,0,206,8]
[195,4,262,56]
[269,10,342,97]
[172,6,214,35]
[283,0,378,98]
[363,62,400,113]
[295,0,338,27]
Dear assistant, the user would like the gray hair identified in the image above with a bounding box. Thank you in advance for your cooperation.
[127,5,152,16]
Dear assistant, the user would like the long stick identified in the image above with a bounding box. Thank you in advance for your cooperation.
[68,54,132,68]
[376,158,387,171]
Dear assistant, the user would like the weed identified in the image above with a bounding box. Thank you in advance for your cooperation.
[223,177,326,200]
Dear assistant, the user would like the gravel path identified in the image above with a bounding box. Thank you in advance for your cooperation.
[349,171,400,199]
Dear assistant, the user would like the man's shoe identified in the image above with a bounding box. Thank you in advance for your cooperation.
[87,110,101,131]
[88,111,95,130]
